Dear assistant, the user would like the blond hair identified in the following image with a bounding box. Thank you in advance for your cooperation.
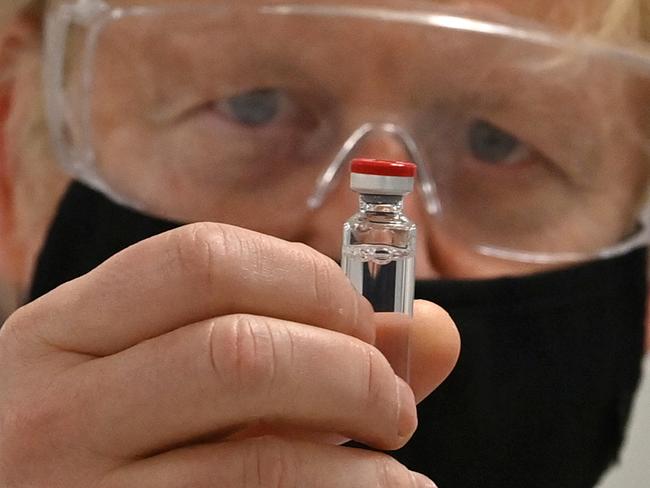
[599,0,650,39]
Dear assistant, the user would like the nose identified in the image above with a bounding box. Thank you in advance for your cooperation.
[301,128,440,278]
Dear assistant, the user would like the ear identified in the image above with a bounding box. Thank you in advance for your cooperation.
[0,11,42,290]
[0,79,13,238]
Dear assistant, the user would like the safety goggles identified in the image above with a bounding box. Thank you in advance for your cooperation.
[44,0,650,263]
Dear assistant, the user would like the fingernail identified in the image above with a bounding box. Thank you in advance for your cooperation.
[397,377,417,439]
[411,471,438,488]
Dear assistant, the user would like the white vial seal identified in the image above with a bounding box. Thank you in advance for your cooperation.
[349,160,416,196]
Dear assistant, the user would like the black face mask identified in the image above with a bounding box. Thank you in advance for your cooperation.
[30,182,647,488]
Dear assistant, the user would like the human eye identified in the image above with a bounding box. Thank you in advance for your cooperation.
[177,84,327,183]
[213,88,300,128]
[466,119,531,166]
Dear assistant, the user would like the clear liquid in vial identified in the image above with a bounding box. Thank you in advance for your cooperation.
[341,244,415,316]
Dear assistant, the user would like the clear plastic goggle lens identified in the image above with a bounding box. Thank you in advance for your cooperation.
[45,1,650,263]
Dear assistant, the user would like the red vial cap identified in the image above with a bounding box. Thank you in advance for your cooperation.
[351,158,417,177]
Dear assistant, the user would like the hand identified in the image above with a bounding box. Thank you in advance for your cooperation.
[0,223,458,487]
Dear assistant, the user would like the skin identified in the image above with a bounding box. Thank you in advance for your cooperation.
[0,0,647,486]
[0,223,457,486]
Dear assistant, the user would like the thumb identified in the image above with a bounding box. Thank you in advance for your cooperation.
[375,300,460,403]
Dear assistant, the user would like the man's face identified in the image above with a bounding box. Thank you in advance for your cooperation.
[0,0,642,291]
[44,0,647,278]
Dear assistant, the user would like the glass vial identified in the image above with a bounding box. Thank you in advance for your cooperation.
[342,159,417,314]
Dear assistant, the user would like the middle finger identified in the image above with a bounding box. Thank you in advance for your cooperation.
[63,314,417,458]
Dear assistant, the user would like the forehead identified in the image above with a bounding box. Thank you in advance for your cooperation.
[50,0,615,30]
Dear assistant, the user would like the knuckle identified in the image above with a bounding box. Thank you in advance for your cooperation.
[243,436,297,488]
[210,315,280,395]
[0,304,80,364]
[0,392,71,480]
[361,346,390,411]
[374,455,414,488]
[292,242,373,341]
[165,223,234,290]
[0,308,23,338]
[0,306,37,352]
[296,243,338,312]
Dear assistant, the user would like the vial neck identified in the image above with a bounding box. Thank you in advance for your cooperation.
[359,194,404,214]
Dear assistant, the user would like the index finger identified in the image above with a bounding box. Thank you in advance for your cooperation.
[9,223,374,356]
